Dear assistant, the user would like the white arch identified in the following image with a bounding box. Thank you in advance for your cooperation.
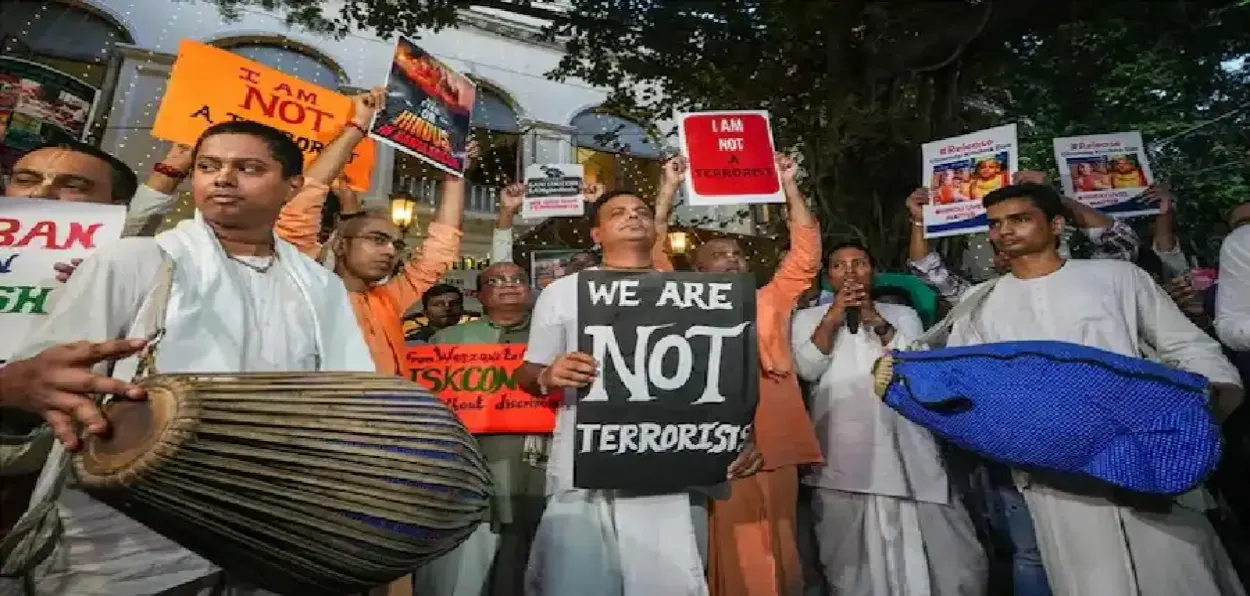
[201,31,351,87]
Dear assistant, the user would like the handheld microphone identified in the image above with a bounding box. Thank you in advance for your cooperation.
[846,308,860,334]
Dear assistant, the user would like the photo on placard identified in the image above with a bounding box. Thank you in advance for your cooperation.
[1052,131,1155,217]
[928,151,1012,205]
[1065,153,1147,192]
[530,248,598,290]
[372,36,476,177]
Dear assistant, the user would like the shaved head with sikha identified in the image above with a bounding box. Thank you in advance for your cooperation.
[334,211,405,286]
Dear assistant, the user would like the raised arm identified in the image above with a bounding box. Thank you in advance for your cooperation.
[382,140,476,310]
[492,182,523,263]
[759,153,820,305]
[122,144,194,237]
[652,157,683,271]
[904,187,972,303]
[275,89,383,258]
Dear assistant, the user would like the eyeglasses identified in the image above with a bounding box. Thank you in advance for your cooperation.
[483,275,528,287]
[346,233,405,251]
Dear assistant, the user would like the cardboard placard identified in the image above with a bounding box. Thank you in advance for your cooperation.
[677,110,784,206]
[151,40,376,191]
[371,36,476,177]
[0,198,125,360]
[574,271,758,492]
[407,343,557,434]
[920,123,1018,239]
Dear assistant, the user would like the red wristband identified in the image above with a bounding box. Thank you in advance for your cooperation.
[346,121,368,136]
[153,162,188,179]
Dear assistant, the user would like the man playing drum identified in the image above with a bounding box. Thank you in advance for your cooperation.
[1,120,376,595]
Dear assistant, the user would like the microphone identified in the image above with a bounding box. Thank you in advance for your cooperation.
[846,308,860,334]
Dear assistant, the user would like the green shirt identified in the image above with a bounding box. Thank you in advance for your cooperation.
[430,315,547,529]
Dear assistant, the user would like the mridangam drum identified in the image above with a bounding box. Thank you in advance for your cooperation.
[73,372,491,595]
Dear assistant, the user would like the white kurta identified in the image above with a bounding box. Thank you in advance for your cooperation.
[791,302,945,502]
[521,270,708,596]
[791,302,986,596]
[3,218,374,596]
[947,259,1246,596]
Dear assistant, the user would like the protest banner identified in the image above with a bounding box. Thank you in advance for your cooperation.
[522,164,585,220]
[407,343,557,434]
[0,198,125,360]
[921,123,1018,238]
[0,57,100,173]
[677,110,784,206]
[151,40,375,192]
[574,271,758,492]
[372,36,476,177]
[1053,131,1156,218]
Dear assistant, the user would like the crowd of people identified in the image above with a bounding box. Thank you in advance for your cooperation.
[1,86,1249,596]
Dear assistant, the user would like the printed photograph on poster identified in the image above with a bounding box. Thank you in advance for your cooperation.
[522,164,585,220]
[0,57,100,173]
[573,271,758,492]
[677,110,783,206]
[0,198,125,361]
[371,36,476,177]
[151,40,376,191]
[530,248,598,290]
[1053,132,1156,218]
[920,123,1018,239]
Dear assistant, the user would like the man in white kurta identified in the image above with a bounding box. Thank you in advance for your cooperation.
[0,121,375,596]
[791,241,987,596]
[948,183,1245,596]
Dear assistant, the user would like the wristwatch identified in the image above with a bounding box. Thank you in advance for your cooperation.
[873,321,894,337]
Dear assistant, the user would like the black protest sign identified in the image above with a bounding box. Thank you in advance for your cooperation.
[574,270,758,492]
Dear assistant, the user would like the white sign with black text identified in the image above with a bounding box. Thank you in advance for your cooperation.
[522,163,585,220]
[574,270,758,492]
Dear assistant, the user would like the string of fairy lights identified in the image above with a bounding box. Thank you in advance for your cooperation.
[6,0,681,268]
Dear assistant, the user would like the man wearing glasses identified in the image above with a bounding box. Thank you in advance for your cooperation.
[415,261,546,596]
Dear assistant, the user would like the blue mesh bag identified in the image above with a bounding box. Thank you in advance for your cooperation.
[871,340,1221,495]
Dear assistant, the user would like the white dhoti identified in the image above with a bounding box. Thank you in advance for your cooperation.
[524,489,709,596]
[810,489,987,596]
[1022,483,1246,596]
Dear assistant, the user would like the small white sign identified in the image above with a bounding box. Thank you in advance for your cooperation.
[523,164,585,220]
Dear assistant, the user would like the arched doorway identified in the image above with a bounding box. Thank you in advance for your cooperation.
[571,109,664,199]
[0,0,134,88]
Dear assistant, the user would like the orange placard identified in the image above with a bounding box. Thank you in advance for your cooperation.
[406,344,557,435]
[152,39,375,191]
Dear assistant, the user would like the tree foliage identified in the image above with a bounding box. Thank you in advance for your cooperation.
[207,0,1250,266]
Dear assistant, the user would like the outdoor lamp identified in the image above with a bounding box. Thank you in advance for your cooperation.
[668,231,690,255]
[390,194,417,231]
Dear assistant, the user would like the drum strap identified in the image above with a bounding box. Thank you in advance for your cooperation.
[0,255,176,588]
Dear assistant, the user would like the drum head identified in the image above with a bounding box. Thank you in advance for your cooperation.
[76,383,181,487]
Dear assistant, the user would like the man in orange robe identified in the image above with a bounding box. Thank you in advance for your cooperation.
[272,91,472,379]
[653,155,824,596]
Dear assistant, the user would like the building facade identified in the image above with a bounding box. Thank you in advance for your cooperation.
[2,0,756,261]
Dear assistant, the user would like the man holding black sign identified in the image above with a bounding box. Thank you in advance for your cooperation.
[652,154,823,596]
[517,190,761,596]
